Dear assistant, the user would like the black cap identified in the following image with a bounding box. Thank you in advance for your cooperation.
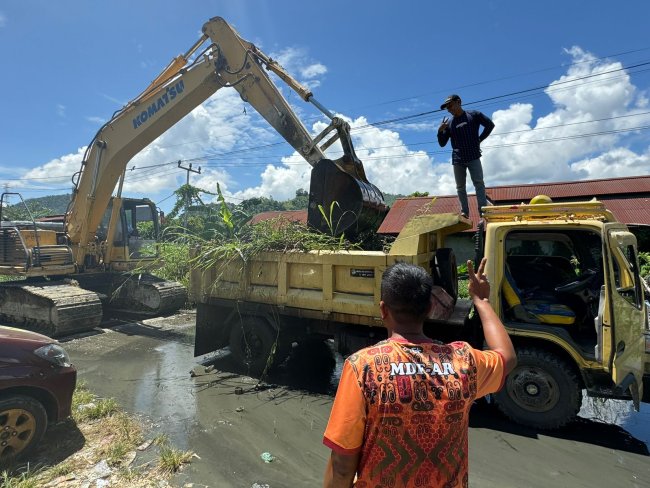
[440,94,461,110]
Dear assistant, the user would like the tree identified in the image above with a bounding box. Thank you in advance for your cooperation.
[1,201,54,221]
[166,184,215,221]
[283,189,309,210]
[236,196,284,216]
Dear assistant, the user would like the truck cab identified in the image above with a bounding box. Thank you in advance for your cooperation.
[478,198,648,429]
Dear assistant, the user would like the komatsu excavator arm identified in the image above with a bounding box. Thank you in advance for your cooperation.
[0,17,386,337]
[68,16,386,267]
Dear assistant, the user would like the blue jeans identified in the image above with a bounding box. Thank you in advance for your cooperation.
[453,158,487,216]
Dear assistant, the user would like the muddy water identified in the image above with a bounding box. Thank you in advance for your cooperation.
[63,315,650,488]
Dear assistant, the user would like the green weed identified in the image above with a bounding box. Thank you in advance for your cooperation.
[157,445,194,474]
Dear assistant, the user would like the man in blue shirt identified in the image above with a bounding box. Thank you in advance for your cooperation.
[437,94,495,218]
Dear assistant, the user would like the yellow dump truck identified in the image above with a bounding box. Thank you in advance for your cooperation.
[191,198,650,429]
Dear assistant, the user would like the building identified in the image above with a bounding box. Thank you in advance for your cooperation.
[378,175,650,260]
[249,175,650,259]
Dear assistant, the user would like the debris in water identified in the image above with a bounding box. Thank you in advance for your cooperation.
[260,452,275,463]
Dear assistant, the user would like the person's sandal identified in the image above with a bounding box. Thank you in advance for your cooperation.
[460,212,469,219]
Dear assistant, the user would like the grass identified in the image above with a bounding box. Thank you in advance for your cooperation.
[192,217,360,271]
[0,469,40,488]
[458,277,469,299]
[0,383,194,487]
[153,434,194,474]
[71,381,120,422]
[95,412,143,466]
[157,445,195,474]
[0,275,24,283]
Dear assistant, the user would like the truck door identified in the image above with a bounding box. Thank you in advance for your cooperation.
[602,224,645,408]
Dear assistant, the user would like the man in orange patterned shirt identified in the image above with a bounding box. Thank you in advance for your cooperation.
[323,259,516,488]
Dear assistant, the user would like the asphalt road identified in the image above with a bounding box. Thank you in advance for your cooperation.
[61,312,650,488]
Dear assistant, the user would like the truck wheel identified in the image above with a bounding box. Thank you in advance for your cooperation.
[229,316,285,376]
[493,348,581,430]
[0,395,47,464]
[433,248,458,303]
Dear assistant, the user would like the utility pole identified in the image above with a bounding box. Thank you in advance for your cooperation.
[178,161,201,232]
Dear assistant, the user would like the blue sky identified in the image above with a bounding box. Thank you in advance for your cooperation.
[1,1,650,213]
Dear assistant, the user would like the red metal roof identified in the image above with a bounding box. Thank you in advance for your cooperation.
[249,175,650,235]
[486,175,650,201]
[377,195,481,234]
[598,197,650,225]
[379,175,650,234]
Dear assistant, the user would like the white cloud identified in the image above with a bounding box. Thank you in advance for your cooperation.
[343,117,441,195]
[23,88,269,197]
[301,63,327,79]
[21,45,650,212]
[226,115,446,200]
[0,12,6,28]
[569,147,650,179]
[21,41,333,206]
[100,93,126,107]
[23,147,85,183]
[56,104,66,118]
[269,46,327,89]
[482,46,650,188]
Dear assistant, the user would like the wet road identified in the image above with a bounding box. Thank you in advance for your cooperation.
[61,313,650,488]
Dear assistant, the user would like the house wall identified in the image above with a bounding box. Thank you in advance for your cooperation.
[446,234,476,263]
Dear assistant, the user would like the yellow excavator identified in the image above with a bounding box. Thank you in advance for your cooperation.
[0,16,387,337]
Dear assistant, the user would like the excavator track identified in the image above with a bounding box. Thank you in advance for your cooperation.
[74,273,187,317]
[0,281,103,337]
[109,275,187,316]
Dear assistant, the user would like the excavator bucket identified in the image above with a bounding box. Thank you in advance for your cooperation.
[307,159,388,239]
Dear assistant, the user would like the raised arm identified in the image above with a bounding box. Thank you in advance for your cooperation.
[468,258,517,373]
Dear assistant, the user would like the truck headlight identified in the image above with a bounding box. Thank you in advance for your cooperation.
[34,344,72,367]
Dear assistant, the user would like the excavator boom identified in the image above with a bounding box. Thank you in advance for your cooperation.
[0,16,387,337]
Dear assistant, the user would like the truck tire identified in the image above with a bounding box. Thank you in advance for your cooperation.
[493,348,581,430]
[0,395,47,464]
[433,248,458,304]
[229,316,286,376]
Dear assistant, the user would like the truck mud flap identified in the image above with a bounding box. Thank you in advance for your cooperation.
[194,303,235,356]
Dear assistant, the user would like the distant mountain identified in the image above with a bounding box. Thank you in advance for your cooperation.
[7,194,72,216]
[8,191,405,219]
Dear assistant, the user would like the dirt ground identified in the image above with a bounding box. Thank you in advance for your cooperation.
[34,312,650,487]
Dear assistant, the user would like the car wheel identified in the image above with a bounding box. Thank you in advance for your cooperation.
[493,348,581,430]
[229,316,287,376]
[0,395,47,464]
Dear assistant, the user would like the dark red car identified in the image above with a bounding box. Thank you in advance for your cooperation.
[0,326,76,464]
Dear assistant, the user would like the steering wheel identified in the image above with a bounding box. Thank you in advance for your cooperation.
[554,268,599,294]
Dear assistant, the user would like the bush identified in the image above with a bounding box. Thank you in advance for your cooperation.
[155,242,191,288]
[639,252,649,279]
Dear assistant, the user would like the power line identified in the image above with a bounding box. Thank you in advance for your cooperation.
[12,51,650,188]
[350,47,650,111]
[10,113,650,189]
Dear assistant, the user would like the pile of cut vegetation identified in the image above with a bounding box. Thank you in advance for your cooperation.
[190,217,363,273]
